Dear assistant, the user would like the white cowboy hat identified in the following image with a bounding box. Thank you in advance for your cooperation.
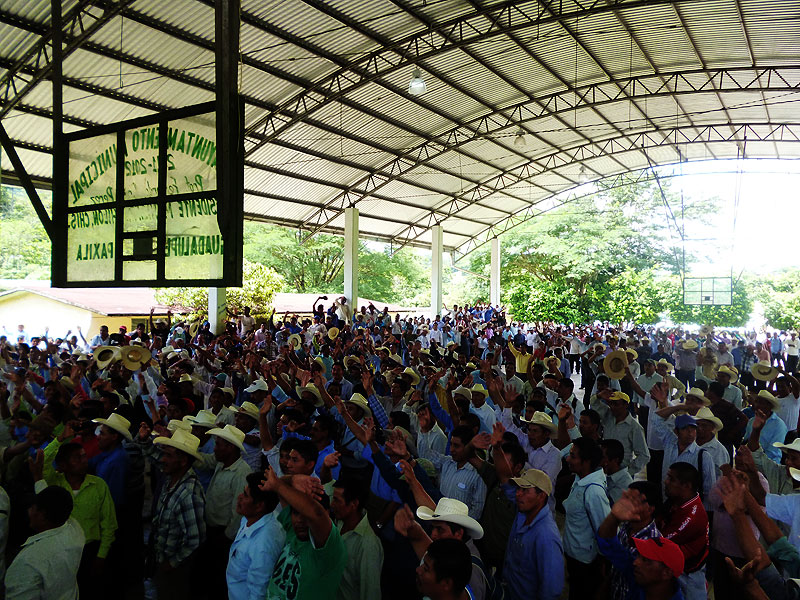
[757,390,781,411]
[95,346,121,370]
[153,429,202,459]
[343,355,361,369]
[208,424,246,452]
[544,355,561,370]
[684,387,711,406]
[467,383,487,400]
[120,345,152,371]
[186,409,217,429]
[328,327,340,340]
[296,383,323,407]
[694,407,723,432]
[346,393,372,418]
[520,411,558,433]
[238,401,260,421]
[288,334,302,350]
[682,339,699,350]
[167,419,192,433]
[775,439,800,454]
[656,358,675,374]
[717,365,739,384]
[92,413,133,441]
[416,498,484,540]
[751,360,779,382]
[452,385,472,400]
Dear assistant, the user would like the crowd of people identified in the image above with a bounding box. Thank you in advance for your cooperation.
[2,296,800,600]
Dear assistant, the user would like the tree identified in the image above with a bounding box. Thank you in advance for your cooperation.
[0,186,51,279]
[661,276,753,327]
[759,269,800,330]
[155,259,283,319]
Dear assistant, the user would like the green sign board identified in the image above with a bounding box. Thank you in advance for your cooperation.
[52,101,243,287]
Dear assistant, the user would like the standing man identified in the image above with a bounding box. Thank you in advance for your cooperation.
[148,428,207,599]
[562,437,611,600]
[5,486,86,600]
[786,331,800,374]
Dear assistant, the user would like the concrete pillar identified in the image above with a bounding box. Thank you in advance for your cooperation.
[208,287,227,335]
[431,224,443,317]
[490,237,501,307]
[344,207,359,312]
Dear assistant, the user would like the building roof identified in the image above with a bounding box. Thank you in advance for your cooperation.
[0,283,409,315]
[2,1,800,261]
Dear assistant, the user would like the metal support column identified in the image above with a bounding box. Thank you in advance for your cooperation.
[208,287,227,335]
[490,237,501,307]
[344,207,359,316]
[431,224,443,317]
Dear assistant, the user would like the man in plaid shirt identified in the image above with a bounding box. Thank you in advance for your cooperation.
[148,428,207,600]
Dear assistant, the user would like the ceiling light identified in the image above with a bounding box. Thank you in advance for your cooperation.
[408,67,427,96]
[579,165,589,183]
[513,128,526,148]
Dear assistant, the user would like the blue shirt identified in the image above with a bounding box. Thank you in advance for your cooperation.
[227,513,285,600]
[562,468,611,563]
[502,486,564,600]
[597,534,685,600]
[745,412,789,463]
[89,444,129,506]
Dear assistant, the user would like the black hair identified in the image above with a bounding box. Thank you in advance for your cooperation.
[572,437,603,470]
[245,472,280,513]
[596,375,611,386]
[501,441,527,469]
[290,439,319,465]
[707,382,726,399]
[580,408,602,426]
[426,539,472,593]
[459,413,481,434]
[450,425,475,446]
[32,486,73,527]
[333,476,370,510]
[313,413,339,441]
[694,379,709,392]
[600,438,625,465]
[55,442,82,466]
[559,378,574,392]
[668,461,700,493]
[389,411,411,432]
[629,480,662,513]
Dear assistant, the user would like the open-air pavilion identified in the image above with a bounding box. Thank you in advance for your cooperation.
[2,0,799,327]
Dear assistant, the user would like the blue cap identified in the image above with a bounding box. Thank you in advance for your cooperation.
[675,414,697,429]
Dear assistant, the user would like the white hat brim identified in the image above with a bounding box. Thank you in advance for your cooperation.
[416,506,484,540]
[153,436,202,459]
[93,417,133,441]
[208,427,245,452]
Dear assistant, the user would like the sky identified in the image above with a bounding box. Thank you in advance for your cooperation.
[658,158,800,276]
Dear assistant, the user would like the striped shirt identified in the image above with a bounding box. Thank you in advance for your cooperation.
[419,448,487,520]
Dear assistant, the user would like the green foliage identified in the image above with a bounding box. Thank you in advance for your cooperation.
[0,186,51,279]
[759,269,800,330]
[155,259,283,319]
[661,276,753,327]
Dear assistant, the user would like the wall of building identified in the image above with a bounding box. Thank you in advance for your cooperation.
[0,292,95,339]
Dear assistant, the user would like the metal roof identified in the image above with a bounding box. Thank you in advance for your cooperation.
[2,0,800,260]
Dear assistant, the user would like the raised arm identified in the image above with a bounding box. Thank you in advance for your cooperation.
[262,468,332,545]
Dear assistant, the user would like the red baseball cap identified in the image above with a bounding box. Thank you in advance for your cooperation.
[633,537,684,578]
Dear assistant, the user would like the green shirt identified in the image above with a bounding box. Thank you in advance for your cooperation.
[266,506,347,600]
[754,447,800,496]
[39,440,118,558]
[337,514,383,600]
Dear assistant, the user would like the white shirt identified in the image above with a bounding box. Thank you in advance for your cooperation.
[787,338,800,357]
[777,393,800,431]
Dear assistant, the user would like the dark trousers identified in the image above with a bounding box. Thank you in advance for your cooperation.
[677,368,695,388]
[566,554,605,600]
[154,554,197,600]
[788,355,799,375]
[646,449,665,503]
[568,353,581,374]
[77,540,102,600]
[191,527,232,600]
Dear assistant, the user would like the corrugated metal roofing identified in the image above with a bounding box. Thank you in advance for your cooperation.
[2,0,800,257]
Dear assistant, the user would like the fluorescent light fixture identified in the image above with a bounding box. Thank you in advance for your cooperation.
[579,165,589,183]
[408,67,427,96]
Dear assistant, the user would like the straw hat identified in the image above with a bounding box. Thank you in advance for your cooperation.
[694,407,723,432]
[544,355,561,371]
[296,383,323,407]
[347,393,372,418]
[92,413,133,441]
[416,498,484,540]
[153,429,202,459]
[470,384,489,399]
[328,327,340,340]
[343,355,360,369]
[685,387,711,406]
[700,325,715,336]
[167,419,192,433]
[208,424,246,452]
[603,350,628,380]
[682,339,699,351]
[95,346,121,370]
[453,385,472,400]
[220,387,236,399]
[756,390,781,410]
[625,348,639,360]
[186,409,217,429]
[510,468,553,496]
[238,401,260,421]
[520,411,557,433]
[751,360,779,382]
[775,439,800,454]
[120,345,152,371]
[188,321,200,338]
[288,334,302,350]
[402,367,421,386]
[717,365,739,384]
[608,391,631,404]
